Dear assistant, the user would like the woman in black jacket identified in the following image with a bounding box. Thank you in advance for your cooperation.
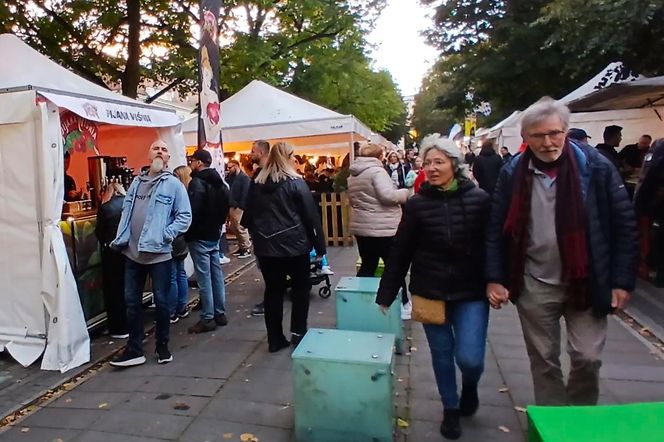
[376,134,491,440]
[243,142,326,353]
[95,181,129,338]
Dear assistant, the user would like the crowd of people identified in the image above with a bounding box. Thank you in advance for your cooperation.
[92,138,328,367]
[348,97,644,440]
[86,95,664,440]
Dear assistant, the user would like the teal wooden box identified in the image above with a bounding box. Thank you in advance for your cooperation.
[335,276,404,353]
[292,329,395,442]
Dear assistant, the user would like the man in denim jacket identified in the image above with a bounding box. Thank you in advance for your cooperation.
[110,140,192,367]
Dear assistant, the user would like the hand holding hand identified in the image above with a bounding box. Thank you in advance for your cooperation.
[487,283,509,309]
[379,305,389,315]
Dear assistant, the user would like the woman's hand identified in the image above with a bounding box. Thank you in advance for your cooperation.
[379,305,390,315]
[486,283,509,309]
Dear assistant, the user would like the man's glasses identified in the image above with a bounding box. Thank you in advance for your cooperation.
[528,130,566,141]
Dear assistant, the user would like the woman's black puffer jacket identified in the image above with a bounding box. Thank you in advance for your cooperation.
[376,180,491,306]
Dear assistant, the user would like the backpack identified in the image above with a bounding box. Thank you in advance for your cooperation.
[206,180,230,226]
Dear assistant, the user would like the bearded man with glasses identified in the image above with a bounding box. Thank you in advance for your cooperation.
[485,97,637,406]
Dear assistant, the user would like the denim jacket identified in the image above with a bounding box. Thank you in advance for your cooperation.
[111,172,192,254]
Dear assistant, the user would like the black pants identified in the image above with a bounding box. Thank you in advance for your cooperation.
[101,247,128,335]
[257,254,311,345]
[355,235,409,304]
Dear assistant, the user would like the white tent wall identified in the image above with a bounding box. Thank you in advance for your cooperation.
[37,100,90,372]
[570,107,664,148]
[0,91,75,368]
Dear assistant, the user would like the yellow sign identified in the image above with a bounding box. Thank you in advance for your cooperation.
[464,115,477,137]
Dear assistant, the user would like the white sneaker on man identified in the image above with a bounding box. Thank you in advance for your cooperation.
[401,300,412,320]
[219,255,231,265]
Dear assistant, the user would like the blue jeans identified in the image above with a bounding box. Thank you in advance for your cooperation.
[189,240,225,320]
[169,258,188,316]
[124,258,172,355]
[423,299,490,409]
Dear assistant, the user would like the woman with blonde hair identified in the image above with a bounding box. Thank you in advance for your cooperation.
[95,180,129,338]
[169,165,192,322]
[243,142,326,352]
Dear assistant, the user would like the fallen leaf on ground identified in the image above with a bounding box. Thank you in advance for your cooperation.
[52,439,64,442]
[397,418,409,428]
[498,426,511,433]
[240,433,259,442]
[20,428,30,433]
[173,402,190,410]
[640,327,651,335]
[223,434,233,440]
[514,406,526,413]
[406,336,413,341]
[254,279,261,282]
[397,378,404,383]
[65,398,72,403]
[498,387,509,393]
[281,403,291,409]
[98,403,108,409]
[410,347,417,351]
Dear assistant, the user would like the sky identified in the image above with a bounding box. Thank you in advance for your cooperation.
[368,0,440,97]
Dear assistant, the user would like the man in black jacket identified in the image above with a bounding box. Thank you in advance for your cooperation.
[186,149,230,334]
[486,98,637,406]
[226,159,252,258]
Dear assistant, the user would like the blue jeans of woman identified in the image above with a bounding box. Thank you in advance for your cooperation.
[169,258,188,316]
[423,299,490,409]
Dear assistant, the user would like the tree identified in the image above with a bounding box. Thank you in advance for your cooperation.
[411,60,458,141]
[539,0,664,77]
[419,0,664,124]
[0,0,405,134]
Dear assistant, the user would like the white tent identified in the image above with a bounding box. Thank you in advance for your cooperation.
[482,63,650,152]
[567,76,664,112]
[0,34,186,372]
[183,80,375,156]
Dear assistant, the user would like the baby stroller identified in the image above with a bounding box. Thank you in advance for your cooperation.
[310,259,332,299]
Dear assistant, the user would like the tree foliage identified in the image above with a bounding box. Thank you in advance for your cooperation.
[0,0,406,135]
[419,0,664,124]
[410,60,457,141]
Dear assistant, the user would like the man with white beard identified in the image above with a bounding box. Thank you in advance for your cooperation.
[110,140,192,367]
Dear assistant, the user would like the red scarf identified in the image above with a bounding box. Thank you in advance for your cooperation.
[503,141,590,308]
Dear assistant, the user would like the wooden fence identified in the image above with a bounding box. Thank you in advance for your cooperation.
[318,192,353,246]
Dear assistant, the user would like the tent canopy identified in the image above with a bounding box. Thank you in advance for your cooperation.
[567,76,664,112]
[183,80,374,155]
[0,34,180,128]
[479,63,650,152]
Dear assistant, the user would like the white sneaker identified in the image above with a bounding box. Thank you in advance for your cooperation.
[110,333,129,339]
[320,266,334,275]
[219,255,231,265]
[401,300,412,320]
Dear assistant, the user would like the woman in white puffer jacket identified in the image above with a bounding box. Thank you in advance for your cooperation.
[348,143,411,315]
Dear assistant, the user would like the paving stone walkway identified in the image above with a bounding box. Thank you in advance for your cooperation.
[1,246,663,441]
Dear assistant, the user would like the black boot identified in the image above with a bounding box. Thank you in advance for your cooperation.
[440,409,461,440]
[459,384,479,417]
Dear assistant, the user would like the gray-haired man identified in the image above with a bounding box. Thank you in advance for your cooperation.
[486,98,637,405]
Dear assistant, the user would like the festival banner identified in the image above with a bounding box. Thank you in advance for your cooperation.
[198,0,224,174]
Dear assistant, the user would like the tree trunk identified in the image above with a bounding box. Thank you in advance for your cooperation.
[122,0,141,98]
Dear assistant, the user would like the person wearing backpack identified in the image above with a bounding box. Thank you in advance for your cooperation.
[186,149,230,334]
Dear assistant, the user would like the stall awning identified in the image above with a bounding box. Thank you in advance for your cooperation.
[39,91,181,128]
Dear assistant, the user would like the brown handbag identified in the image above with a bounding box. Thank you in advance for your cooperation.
[411,294,446,325]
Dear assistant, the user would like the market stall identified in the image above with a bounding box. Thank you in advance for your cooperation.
[182,80,394,158]
[0,34,186,371]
